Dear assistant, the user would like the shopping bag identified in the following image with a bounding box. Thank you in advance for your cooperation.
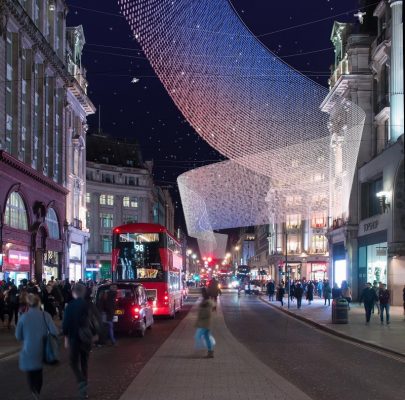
[42,313,60,364]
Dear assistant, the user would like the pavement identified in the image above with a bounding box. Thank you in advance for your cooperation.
[0,324,20,359]
[119,297,311,400]
[260,295,405,356]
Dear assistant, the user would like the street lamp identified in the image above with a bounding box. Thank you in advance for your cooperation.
[191,253,197,259]
[186,249,192,256]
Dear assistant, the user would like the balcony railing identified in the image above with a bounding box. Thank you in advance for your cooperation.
[328,55,349,89]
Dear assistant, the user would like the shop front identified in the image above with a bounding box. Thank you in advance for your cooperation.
[68,243,83,282]
[43,250,61,283]
[332,243,346,287]
[0,244,30,283]
[310,262,328,282]
[358,230,388,290]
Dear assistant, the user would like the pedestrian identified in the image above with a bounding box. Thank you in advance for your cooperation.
[323,280,332,306]
[15,293,58,400]
[100,286,117,346]
[341,281,352,310]
[63,283,96,399]
[290,281,296,303]
[5,283,19,328]
[306,281,314,305]
[207,278,221,311]
[317,280,323,299]
[276,284,285,306]
[360,282,378,325]
[266,280,275,301]
[0,287,6,326]
[195,287,215,358]
[372,281,379,314]
[331,283,342,300]
[295,282,303,309]
[378,283,390,325]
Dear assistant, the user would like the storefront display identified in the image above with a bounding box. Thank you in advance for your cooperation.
[334,259,347,287]
[363,242,387,285]
[311,263,327,282]
[69,243,83,281]
[43,251,60,282]
[1,244,31,283]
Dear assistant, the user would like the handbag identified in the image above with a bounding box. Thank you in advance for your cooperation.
[42,312,60,364]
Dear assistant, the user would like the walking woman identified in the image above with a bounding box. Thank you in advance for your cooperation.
[15,294,58,400]
[195,288,215,358]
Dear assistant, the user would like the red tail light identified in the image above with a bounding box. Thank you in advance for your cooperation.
[134,307,140,313]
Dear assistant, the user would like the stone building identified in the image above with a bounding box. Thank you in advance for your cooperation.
[85,133,175,280]
[322,0,404,304]
[0,1,94,282]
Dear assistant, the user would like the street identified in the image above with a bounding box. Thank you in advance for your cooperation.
[221,291,405,400]
[0,301,195,400]
[2,291,405,400]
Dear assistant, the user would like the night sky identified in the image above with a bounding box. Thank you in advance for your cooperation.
[66,0,365,234]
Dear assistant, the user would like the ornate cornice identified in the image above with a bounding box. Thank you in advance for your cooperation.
[4,0,95,115]
[0,151,69,195]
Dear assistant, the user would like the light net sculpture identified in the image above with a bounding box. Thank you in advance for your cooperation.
[118,0,366,248]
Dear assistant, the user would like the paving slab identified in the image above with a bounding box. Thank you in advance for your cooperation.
[119,301,312,400]
[261,296,405,356]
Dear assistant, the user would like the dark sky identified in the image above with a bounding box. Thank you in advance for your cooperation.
[66,0,365,235]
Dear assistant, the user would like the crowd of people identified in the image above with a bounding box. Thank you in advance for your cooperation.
[0,277,111,400]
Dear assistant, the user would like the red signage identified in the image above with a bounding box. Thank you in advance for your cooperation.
[4,250,30,271]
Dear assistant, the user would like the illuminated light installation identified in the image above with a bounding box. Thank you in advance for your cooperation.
[198,233,228,261]
[118,0,366,245]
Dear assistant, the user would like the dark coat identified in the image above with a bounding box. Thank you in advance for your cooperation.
[360,287,378,305]
[15,308,58,371]
[266,282,275,295]
[62,298,89,343]
[294,286,303,298]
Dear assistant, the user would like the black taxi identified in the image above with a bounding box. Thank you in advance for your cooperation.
[95,282,154,337]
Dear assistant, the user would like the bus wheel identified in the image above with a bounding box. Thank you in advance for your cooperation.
[136,319,146,337]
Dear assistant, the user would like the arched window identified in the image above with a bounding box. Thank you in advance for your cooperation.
[4,192,28,230]
[45,208,60,239]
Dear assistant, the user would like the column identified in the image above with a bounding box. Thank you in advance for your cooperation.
[389,0,404,141]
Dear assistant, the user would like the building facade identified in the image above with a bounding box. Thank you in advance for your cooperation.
[322,0,404,304]
[85,134,175,280]
[64,25,95,281]
[0,0,93,283]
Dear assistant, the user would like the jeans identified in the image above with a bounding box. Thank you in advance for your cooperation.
[69,342,90,384]
[197,328,213,351]
[380,303,390,323]
[268,294,274,301]
[27,369,42,394]
[364,303,372,322]
[106,321,116,344]
[297,297,302,309]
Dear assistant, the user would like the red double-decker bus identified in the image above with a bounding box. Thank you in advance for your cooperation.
[111,223,183,317]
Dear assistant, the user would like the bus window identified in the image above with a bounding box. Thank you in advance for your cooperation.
[114,232,164,281]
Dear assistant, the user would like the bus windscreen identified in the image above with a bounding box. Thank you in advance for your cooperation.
[114,232,164,281]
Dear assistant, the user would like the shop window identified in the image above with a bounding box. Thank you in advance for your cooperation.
[287,234,299,254]
[85,193,91,203]
[311,235,327,254]
[4,192,28,230]
[45,207,60,239]
[311,212,327,228]
[286,214,301,229]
